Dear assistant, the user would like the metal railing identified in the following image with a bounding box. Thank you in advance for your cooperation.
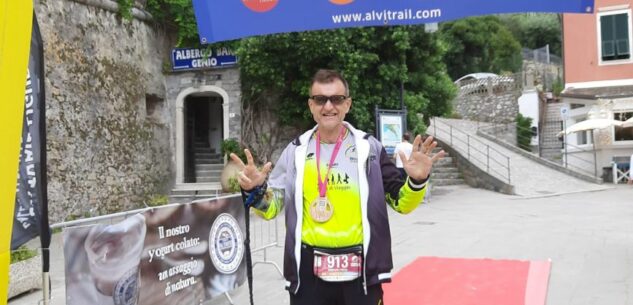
[477,121,599,179]
[431,118,511,184]
[40,194,284,305]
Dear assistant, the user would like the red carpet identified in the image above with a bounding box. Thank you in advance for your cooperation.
[383,257,551,305]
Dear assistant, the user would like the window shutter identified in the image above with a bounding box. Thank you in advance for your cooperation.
[601,15,616,59]
[614,13,630,58]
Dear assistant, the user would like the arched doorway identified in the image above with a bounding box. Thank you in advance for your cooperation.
[175,86,229,186]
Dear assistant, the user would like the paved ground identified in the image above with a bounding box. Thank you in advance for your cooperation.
[429,118,612,197]
[9,184,633,305]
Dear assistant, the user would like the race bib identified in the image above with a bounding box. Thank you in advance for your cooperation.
[313,249,362,282]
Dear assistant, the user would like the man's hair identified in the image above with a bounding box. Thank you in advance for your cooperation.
[403,132,411,141]
[311,69,349,96]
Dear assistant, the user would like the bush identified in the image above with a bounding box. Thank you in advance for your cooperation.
[221,138,257,164]
[516,113,533,151]
[146,194,169,207]
[10,246,38,264]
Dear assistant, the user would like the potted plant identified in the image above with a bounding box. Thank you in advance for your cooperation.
[8,246,41,299]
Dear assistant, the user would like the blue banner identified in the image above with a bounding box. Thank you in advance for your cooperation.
[192,0,594,43]
[171,47,237,71]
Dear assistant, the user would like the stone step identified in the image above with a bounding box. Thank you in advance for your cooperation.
[431,178,466,186]
[195,158,224,165]
[431,172,462,180]
[434,157,454,167]
[195,152,222,159]
[195,169,222,176]
[433,167,460,173]
[197,176,221,183]
[195,164,224,171]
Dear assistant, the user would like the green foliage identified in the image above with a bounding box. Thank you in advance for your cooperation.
[237,26,456,135]
[500,14,562,56]
[439,16,523,80]
[516,113,534,151]
[221,138,256,163]
[146,194,169,207]
[10,246,38,264]
[227,176,241,193]
[145,0,201,46]
[117,0,134,20]
[552,77,564,97]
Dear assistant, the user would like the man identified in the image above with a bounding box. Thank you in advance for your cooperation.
[392,132,413,179]
[231,69,444,305]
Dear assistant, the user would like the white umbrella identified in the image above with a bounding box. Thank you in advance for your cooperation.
[558,118,623,178]
[558,118,623,136]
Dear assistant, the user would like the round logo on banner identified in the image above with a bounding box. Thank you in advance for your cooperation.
[113,268,140,305]
[209,213,244,274]
[329,0,354,5]
[241,0,279,13]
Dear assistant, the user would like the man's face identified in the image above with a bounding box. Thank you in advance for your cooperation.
[308,79,351,133]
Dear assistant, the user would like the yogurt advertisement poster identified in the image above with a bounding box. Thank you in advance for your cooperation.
[63,195,246,305]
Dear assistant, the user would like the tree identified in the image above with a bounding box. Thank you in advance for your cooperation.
[237,26,456,161]
[500,14,562,56]
[439,16,523,80]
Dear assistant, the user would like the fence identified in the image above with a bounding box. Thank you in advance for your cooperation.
[11,194,283,305]
[478,121,599,179]
[430,118,512,184]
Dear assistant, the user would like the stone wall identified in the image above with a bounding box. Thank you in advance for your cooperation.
[453,91,521,124]
[35,0,174,222]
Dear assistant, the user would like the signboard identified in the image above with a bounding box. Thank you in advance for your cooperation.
[192,0,594,43]
[171,47,237,71]
[560,105,570,120]
[378,113,405,155]
[63,195,246,305]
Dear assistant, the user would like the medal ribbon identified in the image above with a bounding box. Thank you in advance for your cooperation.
[316,126,346,198]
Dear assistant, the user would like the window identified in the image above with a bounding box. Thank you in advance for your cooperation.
[599,10,631,62]
[577,130,590,145]
[614,111,633,141]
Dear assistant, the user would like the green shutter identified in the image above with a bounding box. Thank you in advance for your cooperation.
[601,13,630,60]
[601,15,616,59]
[614,13,630,58]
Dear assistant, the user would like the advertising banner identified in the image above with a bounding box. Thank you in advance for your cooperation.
[64,195,246,305]
[192,0,594,43]
[0,1,33,302]
[12,15,48,252]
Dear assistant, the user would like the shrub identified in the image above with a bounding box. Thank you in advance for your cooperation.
[10,246,38,264]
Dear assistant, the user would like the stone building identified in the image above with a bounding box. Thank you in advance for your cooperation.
[36,0,241,222]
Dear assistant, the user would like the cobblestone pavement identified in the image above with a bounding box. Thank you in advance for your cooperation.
[9,184,633,305]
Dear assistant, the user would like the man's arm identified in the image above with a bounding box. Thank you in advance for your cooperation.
[379,146,427,214]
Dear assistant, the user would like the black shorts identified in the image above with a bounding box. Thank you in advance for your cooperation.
[289,244,384,305]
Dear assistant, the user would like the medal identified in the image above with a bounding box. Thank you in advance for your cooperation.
[309,196,334,223]
[310,126,346,223]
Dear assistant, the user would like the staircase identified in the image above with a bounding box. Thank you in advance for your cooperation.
[431,148,466,186]
[540,102,564,163]
[169,138,224,203]
[193,138,223,183]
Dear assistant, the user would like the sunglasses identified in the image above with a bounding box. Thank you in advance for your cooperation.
[310,95,349,105]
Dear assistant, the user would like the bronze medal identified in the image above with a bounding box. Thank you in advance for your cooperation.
[309,197,333,223]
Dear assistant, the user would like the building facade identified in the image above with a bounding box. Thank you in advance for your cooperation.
[561,0,633,181]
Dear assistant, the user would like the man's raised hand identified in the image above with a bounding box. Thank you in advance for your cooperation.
[398,135,445,181]
[230,149,272,191]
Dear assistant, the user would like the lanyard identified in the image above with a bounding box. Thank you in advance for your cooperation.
[316,126,346,198]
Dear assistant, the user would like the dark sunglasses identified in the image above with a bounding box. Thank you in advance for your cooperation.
[310,95,349,105]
